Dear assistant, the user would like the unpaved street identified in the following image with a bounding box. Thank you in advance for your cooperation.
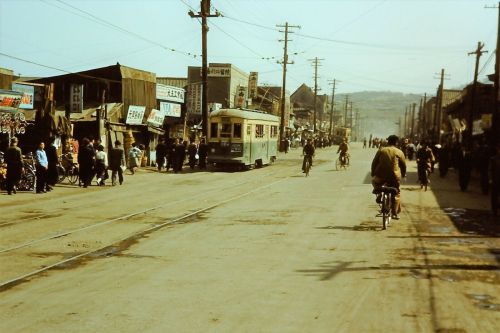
[1,144,499,333]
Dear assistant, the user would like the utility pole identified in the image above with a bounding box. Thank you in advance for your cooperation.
[328,79,338,136]
[410,103,416,140]
[436,69,445,143]
[404,106,408,137]
[344,95,349,127]
[277,22,300,150]
[309,57,323,132]
[486,2,500,146]
[418,98,423,140]
[189,0,220,138]
[349,101,354,129]
[467,42,487,149]
[422,93,427,139]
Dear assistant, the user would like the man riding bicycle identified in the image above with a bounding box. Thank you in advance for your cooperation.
[371,135,406,219]
[302,138,315,173]
[337,138,350,165]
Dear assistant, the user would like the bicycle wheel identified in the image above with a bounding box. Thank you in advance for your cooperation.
[57,165,66,183]
[305,159,310,177]
[19,169,36,192]
[382,193,391,230]
[68,167,79,185]
[335,158,341,170]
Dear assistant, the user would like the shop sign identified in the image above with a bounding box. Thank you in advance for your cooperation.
[156,84,185,103]
[126,105,146,125]
[0,90,22,108]
[234,85,247,108]
[147,108,166,127]
[206,66,231,77]
[208,103,222,112]
[248,72,258,98]
[11,83,34,109]
[160,102,181,118]
[70,84,84,113]
[187,83,202,114]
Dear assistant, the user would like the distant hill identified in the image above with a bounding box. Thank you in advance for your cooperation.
[333,91,425,138]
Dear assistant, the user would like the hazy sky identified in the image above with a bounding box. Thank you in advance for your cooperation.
[0,0,497,96]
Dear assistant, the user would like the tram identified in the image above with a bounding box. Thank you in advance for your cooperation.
[207,108,280,168]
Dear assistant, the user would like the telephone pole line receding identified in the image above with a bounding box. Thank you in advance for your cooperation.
[277,22,300,150]
[467,42,488,148]
[189,0,220,138]
[344,95,349,127]
[327,79,339,136]
[309,57,324,132]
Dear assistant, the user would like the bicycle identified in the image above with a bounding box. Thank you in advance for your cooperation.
[335,153,349,171]
[57,153,79,185]
[303,155,312,177]
[373,185,399,230]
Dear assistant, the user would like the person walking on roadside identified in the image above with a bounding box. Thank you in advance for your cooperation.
[490,142,500,216]
[109,140,125,186]
[78,137,95,188]
[35,141,49,194]
[4,137,23,195]
[128,142,141,175]
[155,139,167,172]
[166,138,175,172]
[416,141,435,191]
[198,137,208,169]
[45,136,59,191]
[371,135,407,219]
[187,140,198,170]
[173,138,185,173]
[95,144,108,186]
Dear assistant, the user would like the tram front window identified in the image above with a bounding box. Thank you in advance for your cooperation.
[221,123,232,138]
[233,123,242,138]
[210,123,218,138]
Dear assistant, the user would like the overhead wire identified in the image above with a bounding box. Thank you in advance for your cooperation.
[43,0,200,58]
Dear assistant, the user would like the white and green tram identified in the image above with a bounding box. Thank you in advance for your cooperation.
[208,108,280,168]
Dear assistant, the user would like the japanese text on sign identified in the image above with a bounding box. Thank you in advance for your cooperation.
[156,84,185,103]
[70,84,84,113]
[126,105,146,125]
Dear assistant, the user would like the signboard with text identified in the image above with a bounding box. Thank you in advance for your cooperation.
[11,83,34,109]
[69,84,84,113]
[147,108,166,127]
[187,83,202,114]
[156,84,185,103]
[203,66,231,77]
[160,102,181,118]
[248,72,258,98]
[126,105,146,125]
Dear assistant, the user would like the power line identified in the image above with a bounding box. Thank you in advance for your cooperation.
[42,0,200,58]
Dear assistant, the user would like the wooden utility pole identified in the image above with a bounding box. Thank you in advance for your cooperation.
[349,101,354,129]
[404,106,408,137]
[309,57,323,132]
[277,22,299,149]
[344,95,349,127]
[418,98,423,140]
[328,79,337,136]
[422,93,427,139]
[98,88,105,141]
[410,103,416,139]
[189,0,220,137]
[467,42,487,148]
[436,68,445,143]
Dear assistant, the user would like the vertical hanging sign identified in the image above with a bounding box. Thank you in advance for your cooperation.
[70,84,84,113]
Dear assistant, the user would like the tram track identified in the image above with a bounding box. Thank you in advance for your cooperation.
[0,163,303,291]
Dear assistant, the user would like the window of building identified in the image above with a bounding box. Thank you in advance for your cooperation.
[210,123,218,138]
[270,125,278,138]
[233,123,242,138]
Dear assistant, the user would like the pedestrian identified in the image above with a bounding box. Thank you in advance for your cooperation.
[363,137,367,149]
[489,142,500,216]
[416,141,435,191]
[438,142,451,178]
[95,145,108,186]
[45,136,59,190]
[108,140,125,186]
[4,137,23,195]
[173,138,185,173]
[155,139,167,172]
[78,137,95,188]
[128,142,141,175]
[198,137,208,169]
[35,141,49,194]
[187,139,198,169]
[477,138,492,195]
[166,138,175,172]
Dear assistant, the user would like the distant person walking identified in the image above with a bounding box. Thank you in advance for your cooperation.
[128,142,141,175]
[78,137,95,188]
[35,141,49,193]
[197,137,208,169]
[109,140,125,186]
[4,137,23,195]
[45,137,59,190]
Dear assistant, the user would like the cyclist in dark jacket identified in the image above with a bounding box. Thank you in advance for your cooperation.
[302,138,315,173]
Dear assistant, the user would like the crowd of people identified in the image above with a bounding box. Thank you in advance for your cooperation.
[154,137,209,173]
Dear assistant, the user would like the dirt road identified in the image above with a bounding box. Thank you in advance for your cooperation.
[0,144,498,332]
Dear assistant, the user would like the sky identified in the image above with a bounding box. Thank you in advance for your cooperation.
[0,0,498,96]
